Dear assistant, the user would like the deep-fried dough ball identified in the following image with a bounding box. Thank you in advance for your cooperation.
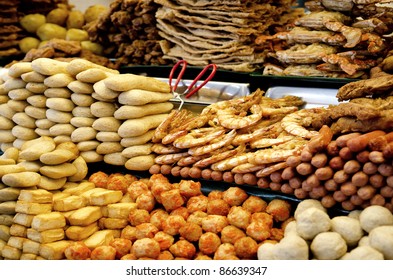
[234,236,258,259]
[207,199,230,216]
[201,215,228,233]
[178,179,202,198]
[157,250,174,260]
[221,225,246,244]
[162,215,186,235]
[187,210,208,226]
[132,238,161,259]
[251,212,273,228]
[154,231,175,250]
[124,174,138,185]
[149,174,172,203]
[107,173,129,194]
[227,206,251,230]
[91,245,117,260]
[242,196,267,213]
[120,253,137,260]
[270,227,284,241]
[169,239,196,259]
[266,199,292,222]
[89,171,108,188]
[214,243,239,260]
[135,223,159,239]
[246,222,271,242]
[170,206,190,220]
[179,221,203,242]
[127,181,149,201]
[149,209,169,230]
[121,225,137,241]
[136,191,156,212]
[199,232,221,255]
[186,195,208,213]
[208,190,223,200]
[222,187,248,206]
[109,238,132,259]
[64,241,91,260]
[161,189,185,212]
[194,252,212,260]
[128,208,150,226]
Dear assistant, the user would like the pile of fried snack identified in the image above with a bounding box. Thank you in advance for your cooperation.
[256,0,393,78]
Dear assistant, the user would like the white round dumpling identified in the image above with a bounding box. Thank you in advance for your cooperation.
[294,199,326,220]
[369,225,393,260]
[296,207,331,240]
[273,234,309,260]
[257,242,276,260]
[359,205,393,233]
[311,232,347,260]
[331,216,364,247]
[341,246,384,260]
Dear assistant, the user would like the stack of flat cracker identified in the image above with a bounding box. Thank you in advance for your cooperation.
[154,0,297,72]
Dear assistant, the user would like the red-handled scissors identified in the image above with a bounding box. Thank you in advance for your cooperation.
[169,60,217,100]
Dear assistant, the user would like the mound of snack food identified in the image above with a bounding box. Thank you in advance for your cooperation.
[258,199,393,260]
[257,0,393,78]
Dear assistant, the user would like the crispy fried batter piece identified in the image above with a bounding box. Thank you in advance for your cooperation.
[336,74,393,101]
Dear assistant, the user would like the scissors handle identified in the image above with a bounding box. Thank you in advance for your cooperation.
[184,64,217,99]
[168,60,187,92]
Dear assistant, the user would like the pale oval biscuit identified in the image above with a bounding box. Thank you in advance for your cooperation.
[76,68,112,83]
[49,123,75,136]
[38,176,67,191]
[44,73,75,88]
[70,93,94,106]
[72,106,93,118]
[40,149,77,165]
[0,214,15,226]
[31,58,68,76]
[3,78,27,91]
[46,109,73,124]
[103,74,171,93]
[96,131,121,142]
[120,130,155,147]
[27,227,65,243]
[92,117,121,132]
[0,116,15,130]
[71,127,97,142]
[91,92,107,102]
[121,143,153,158]
[118,114,168,138]
[12,112,36,128]
[2,171,41,188]
[40,163,77,179]
[0,158,15,165]
[96,142,123,155]
[44,87,72,98]
[0,131,16,143]
[25,82,48,94]
[67,80,94,94]
[118,89,173,105]
[24,106,46,119]
[8,88,33,100]
[56,142,79,157]
[0,103,16,119]
[35,119,55,129]
[76,140,100,152]
[8,62,33,78]
[0,224,11,241]
[15,201,52,215]
[17,161,42,172]
[21,71,46,83]
[93,80,120,100]
[0,147,19,161]
[125,154,156,171]
[114,102,173,119]
[26,95,47,108]
[11,125,38,140]
[0,201,16,215]
[80,150,103,163]
[1,245,21,259]
[103,152,127,166]
[35,128,51,137]
[68,156,88,182]
[1,143,14,152]
[31,212,66,232]
[61,182,79,191]
[65,222,99,241]
[19,136,56,160]
[7,100,28,112]
[13,213,35,227]
[39,240,72,260]
[68,206,103,226]
[90,101,117,118]
[67,58,119,77]
[12,139,26,150]
[0,95,9,103]
[53,135,72,145]
[46,97,75,112]
[70,116,95,128]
